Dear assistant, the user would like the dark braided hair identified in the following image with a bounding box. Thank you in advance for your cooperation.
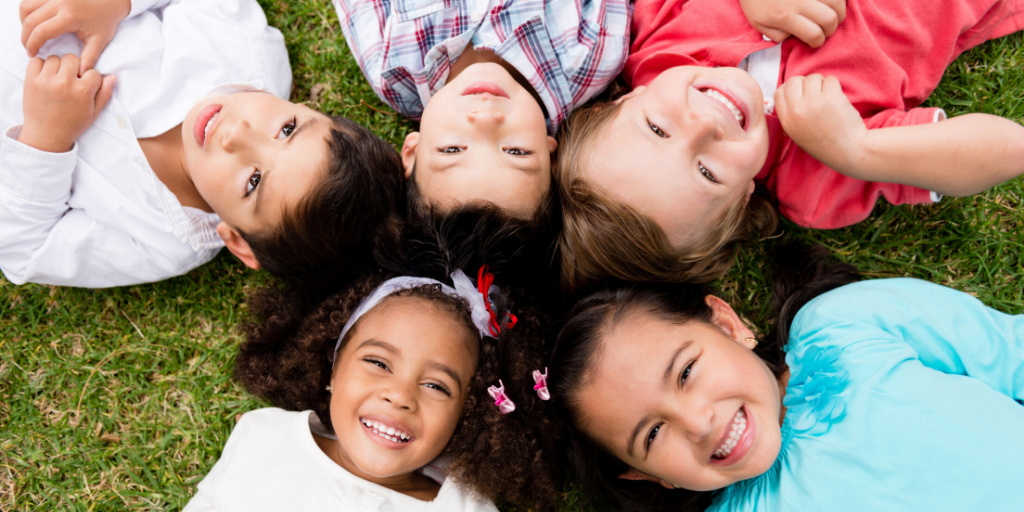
[541,243,860,512]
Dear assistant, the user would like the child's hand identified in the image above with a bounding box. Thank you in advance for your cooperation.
[20,0,131,76]
[774,74,866,172]
[741,0,846,48]
[19,54,116,153]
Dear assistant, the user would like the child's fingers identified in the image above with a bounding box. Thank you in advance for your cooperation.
[25,56,45,77]
[784,15,827,48]
[23,14,66,57]
[41,54,62,74]
[800,1,841,38]
[801,74,824,95]
[819,0,847,26]
[759,27,791,44]
[58,54,81,79]
[79,37,108,76]
[773,84,789,117]
[18,0,48,23]
[823,75,843,95]
[783,76,804,107]
[94,75,117,113]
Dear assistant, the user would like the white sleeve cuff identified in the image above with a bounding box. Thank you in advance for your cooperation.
[128,0,175,18]
[930,191,943,203]
[933,108,947,123]
[2,125,78,201]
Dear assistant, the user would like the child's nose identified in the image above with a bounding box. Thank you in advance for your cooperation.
[220,118,256,153]
[466,109,505,129]
[379,384,418,412]
[679,403,715,443]
[687,110,724,143]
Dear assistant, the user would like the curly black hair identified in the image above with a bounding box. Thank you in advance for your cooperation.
[236,226,566,510]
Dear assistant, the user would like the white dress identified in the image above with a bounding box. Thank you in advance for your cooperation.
[0,0,291,287]
[183,408,500,512]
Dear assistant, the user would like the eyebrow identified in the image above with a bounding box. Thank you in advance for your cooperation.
[427,361,463,390]
[357,339,463,389]
[626,340,693,457]
[510,159,541,175]
[357,339,400,354]
[429,159,460,173]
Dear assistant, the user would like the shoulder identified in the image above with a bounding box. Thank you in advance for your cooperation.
[790,278,942,344]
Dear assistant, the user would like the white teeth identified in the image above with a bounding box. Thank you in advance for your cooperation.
[204,112,219,139]
[713,409,748,459]
[360,418,411,443]
[701,89,745,127]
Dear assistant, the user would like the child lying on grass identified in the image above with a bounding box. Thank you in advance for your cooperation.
[331,0,847,220]
[0,0,404,288]
[555,0,1024,291]
[185,269,560,511]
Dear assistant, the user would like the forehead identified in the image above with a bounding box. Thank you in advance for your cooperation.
[349,295,478,372]
[413,152,550,216]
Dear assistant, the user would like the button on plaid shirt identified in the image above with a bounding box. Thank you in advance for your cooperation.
[332,0,631,132]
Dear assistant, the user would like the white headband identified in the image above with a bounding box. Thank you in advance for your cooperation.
[334,270,500,355]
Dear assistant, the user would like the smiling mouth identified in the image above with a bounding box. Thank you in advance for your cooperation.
[360,418,412,444]
[699,88,746,129]
[461,81,510,98]
[712,407,748,459]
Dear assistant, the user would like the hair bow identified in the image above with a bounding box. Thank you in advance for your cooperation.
[487,380,516,414]
[477,265,517,336]
[532,368,550,401]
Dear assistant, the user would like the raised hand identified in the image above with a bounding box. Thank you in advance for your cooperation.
[740,0,846,48]
[18,54,117,153]
[20,0,131,76]
[774,74,866,173]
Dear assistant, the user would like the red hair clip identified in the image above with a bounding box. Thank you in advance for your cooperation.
[477,265,517,337]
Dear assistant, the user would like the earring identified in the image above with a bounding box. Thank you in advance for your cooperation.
[325,385,333,392]
[745,337,758,347]
[673,484,681,489]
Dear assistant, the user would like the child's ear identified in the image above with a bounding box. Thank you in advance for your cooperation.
[619,468,676,489]
[547,135,558,154]
[216,222,261,270]
[705,295,756,347]
[401,132,419,179]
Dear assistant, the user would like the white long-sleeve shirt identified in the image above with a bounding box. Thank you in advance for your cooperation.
[183,408,500,512]
[0,0,291,287]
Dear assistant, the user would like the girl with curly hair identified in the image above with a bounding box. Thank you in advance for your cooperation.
[539,245,1024,512]
[183,267,562,512]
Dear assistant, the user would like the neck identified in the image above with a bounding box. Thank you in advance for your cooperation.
[448,47,548,118]
[313,433,441,501]
[139,124,212,212]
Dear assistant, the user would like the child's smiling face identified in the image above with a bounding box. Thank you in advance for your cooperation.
[181,91,334,235]
[575,297,784,492]
[584,66,770,247]
[326,295,478,483]
[402,63,557,218]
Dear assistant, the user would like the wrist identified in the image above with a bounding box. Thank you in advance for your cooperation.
[17,125,74,153]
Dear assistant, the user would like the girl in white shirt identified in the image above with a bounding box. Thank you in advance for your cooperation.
[185,268,562,511]
[0,0,404,288]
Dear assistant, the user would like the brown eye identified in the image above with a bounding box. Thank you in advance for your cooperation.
[698,163,716,182]
[246,169,261,196]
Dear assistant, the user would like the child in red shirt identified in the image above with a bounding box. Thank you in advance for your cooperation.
[555,0,1024,290]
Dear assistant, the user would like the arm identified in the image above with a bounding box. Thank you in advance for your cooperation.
[775,74,1024,197]
[792,278,1024,401]
[0,55,204,287]
[740,0,846,48]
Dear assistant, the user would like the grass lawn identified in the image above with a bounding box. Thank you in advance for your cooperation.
[2,1,1022,510]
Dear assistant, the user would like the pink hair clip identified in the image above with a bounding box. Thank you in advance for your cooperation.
[532,368,550,401]
[487,380,516,414]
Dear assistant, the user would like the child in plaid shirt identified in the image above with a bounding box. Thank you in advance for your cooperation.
[333,0,833,220]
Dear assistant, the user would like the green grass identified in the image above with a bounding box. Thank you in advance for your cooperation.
[2,1,1023,510]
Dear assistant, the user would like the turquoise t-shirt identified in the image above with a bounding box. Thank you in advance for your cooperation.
[709,278,1024,511]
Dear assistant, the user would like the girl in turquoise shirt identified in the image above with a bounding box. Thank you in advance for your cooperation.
[540,247,1024,512]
